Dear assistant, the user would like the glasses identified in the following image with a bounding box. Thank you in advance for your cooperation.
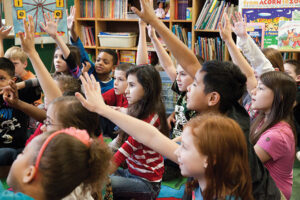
[43,118,61,127]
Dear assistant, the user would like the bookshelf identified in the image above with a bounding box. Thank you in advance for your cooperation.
[74,0,299,62]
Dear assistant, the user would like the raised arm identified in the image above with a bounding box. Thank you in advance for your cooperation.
[66,6,79,42]
[148,25,176,81]
[131,0,200,78]
[3,80,46,122]
[76,73,179,163]
[20,15,62,103]
[41,12,70,61]
[0,26,12,57]
[219,13,257,93]
[136,19,149,65]
[232,12,274,76]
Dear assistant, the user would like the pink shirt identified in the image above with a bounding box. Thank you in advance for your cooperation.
[257,121,295,200]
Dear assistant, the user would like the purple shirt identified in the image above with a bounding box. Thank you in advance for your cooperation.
[257,121,295,200]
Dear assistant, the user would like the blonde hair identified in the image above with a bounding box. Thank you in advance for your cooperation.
[4,46,28,64]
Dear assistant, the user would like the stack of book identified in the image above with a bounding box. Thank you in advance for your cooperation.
[195,0,237,30]
[99,0,128,19]
[80,0,95,18]
[195,36,225,61]
[174,0,189,20]
[172,25,192,49]
[81,26,96,46]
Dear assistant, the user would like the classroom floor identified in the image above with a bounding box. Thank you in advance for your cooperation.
[292,159,300,200]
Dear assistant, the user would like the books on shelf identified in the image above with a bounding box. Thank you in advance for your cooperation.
[119,50,136,64]
[99,0,128,19]
[80,0,95,18]
[278,21,300,50]
[246,23,265,49]
[239,0,300,48]
[195,0,237,30]
[195,36,225,61]
[172,24,191,49]
[81,26,95,46]
[176,0,189,20]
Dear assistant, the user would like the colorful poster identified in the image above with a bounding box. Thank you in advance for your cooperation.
[247,23,265,48]
[278,21,300,49]
[239,0,300,48]
[12,0,67,45]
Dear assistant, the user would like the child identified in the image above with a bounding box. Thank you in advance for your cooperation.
[155,1,166,19]
[0,58,41,166]
[284,60,300,159]
[77,74,254,200]
[147,25,198,140]
[67,6,117,93]
[4,47,35,80]
[109,65,168,199]
[128,2,281,199]
[41,12,81,79]
[219,14,296,199]
[5,127,112,200]
[250,71,296,199]
[102,63,133,107]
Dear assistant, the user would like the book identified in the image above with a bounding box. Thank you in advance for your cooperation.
[196,36,224,60]
[246,23,265,48]
[278,21,300,50]
[119,50,136,64]
[177,0,188,20]
[239,0,300,48]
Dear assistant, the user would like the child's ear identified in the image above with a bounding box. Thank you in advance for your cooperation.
[208,92,220,107]
[22,166,37,184]
[24,60,28,68]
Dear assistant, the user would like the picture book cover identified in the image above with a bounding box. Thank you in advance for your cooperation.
[239,0,300,48]
[12,0,67,45]
[278,21,300,50]
[246,23,265,48]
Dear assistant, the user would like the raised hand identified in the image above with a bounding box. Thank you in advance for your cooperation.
[139,18,147,28]
[147,25,156,39]
[131,0,157,24]
[81,61,91,74]
[231,12,248,39]
[219,13,233,43]
[19,15,36,55]
[0,26,12,40]
[3,80,20,108]
[66,6,76,31]
[75,72,107,114]
[40,12,59,39]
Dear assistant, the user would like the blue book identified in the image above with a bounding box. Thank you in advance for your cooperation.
[198,36,202,57]
[188,32,192,49]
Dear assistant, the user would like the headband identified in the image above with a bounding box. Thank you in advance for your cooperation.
[34,127,91,170]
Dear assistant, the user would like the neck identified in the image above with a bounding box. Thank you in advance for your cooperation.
[18,70,28,78]
[22,184,45,200]
[96,73,111,82]
[198,178,206,193]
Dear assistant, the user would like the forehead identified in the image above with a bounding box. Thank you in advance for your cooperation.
[54,49,63,55]
[284,63,296,72]
[0,69,12,77]
[181,127,194,144]
[98,52,113,61]
[10,58,22,63]
[114,70,126,77]
[127,74,138,82]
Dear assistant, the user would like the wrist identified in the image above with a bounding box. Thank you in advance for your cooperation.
[239,33,248,40]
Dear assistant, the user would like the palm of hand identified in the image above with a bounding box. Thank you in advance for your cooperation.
[232,22,247,37]
[67,16,74,30]
[45,22,57,37]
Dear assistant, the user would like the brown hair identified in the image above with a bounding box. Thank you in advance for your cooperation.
[116,63,135,72]
[187,114,253,200]
[250,71,296,145]
[49,96,101,137]
[262,48,284,72]
[53,74,82,95]
[4,46,28,64]
[33,132,112,200]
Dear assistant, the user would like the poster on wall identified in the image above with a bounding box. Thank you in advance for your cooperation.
[12,0,67,45]
[239,0,300,48]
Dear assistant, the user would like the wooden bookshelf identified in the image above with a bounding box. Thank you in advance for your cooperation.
[74,0,300,62]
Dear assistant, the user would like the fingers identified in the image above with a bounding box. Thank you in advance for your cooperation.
[75,92,88,105]
[131,7,141,17]
[40,22,46,30]
[66,8,69,17]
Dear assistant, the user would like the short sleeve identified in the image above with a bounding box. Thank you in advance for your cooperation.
[257,130,286,161]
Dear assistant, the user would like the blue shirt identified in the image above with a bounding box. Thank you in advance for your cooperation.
[0,182,33,200]
[70,37,114,93]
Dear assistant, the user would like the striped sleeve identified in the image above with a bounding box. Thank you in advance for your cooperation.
[113,136,138,167]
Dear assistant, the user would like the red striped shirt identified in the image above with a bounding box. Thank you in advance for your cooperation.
[113,114,164,182]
